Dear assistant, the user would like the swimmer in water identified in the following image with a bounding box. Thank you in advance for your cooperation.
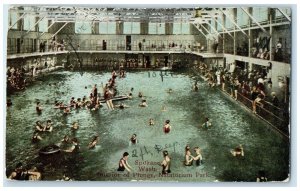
[138,92,143,98]
[64,138,80,153]
[161,150,171,174]
[127,92,133,99]
[129,134,138,145]
[63,107,71,114]
[184,145,194,166]
[202,117,211,129]
[161,106,167,111]
[193,147,203,166]
[44,119,53,132]
[117,152,132,172]
[193,81,199,91]
[149,118,155,126]
[139,99,148,107]
[71,122,79,131]
[35,121,44,132]
[88,135,99,149]
[166,88,173,93]
[230,144,244,157]
[115,102,130,109]
[31,132,43,143]
[60,135,70,144]
[36,102,42,114]
[163,120,171,134]
[7,99,13,107]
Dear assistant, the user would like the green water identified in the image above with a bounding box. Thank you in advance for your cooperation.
[6,70,289,182]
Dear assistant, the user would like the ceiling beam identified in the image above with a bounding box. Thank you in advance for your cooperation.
[276,8,291,22]
[26,16,46,34]
[218,8,249,38]
[8,12,26,30]
[192,23,207,39]
[51,22,69,38]
[207,13,234,39]
[39,20,57,38]
[205,20,222,38]
[240,7,269,36]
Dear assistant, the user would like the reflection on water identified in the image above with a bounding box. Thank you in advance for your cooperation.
[6,70,289,181]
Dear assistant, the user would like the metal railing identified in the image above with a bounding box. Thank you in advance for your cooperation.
[192,68,289,138]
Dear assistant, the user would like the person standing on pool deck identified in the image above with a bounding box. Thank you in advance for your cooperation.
[117,152,132,172]
[163,120,171,134]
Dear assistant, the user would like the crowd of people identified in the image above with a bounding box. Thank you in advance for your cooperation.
[7,60,276,181]
[195,61,282,115]
[7,66,26,91]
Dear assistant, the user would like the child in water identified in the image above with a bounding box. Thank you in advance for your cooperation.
[202,117,212,129]
[163,120,171,134]
[88,135,99,149]
[139,99,148,107]
[230,144,244,157]
[149,118,155,126]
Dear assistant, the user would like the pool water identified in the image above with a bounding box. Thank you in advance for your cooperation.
[6,70,290,182]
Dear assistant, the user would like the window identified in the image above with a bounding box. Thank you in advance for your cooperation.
[173,23,181,34]
[173,23,190,34]
[217,17,223,31]
[123,22,140,34]
[23,14,36,31]
[210,20,215,33]
[107,22,116,34]
[181,23,190,34]
[149,23,165,34]
[148,23,157,34]
[275,8,291,18]
[237,8,248,27]
[252,7,268,23]
[9,11,18,29]
[99,22,116,34]
[38,18,48,32]
[225,10,234,29]
[132,22,140,34]
[75,21,92,34]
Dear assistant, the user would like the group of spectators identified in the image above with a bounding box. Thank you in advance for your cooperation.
[49,36,65,52]
[7,66,26,91]
[195,62,281,115]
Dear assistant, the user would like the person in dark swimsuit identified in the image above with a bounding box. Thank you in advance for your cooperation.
[231,144,244,157]
[184,145,194,166]
[163,120,171,134]
[256,170,267,182]
[35,121,44,132]
[8,162,41,180]
[7,99,13,107]
[117,152,132,172]
[129,134,137,145]
[161,150,171,174]
[92,84,98,98]
[193,147,203,166]
[31,132,42,143]
[36,102,42,114]
[88,135,99,149]
[64,138,79,153]
[44,120,53,132]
